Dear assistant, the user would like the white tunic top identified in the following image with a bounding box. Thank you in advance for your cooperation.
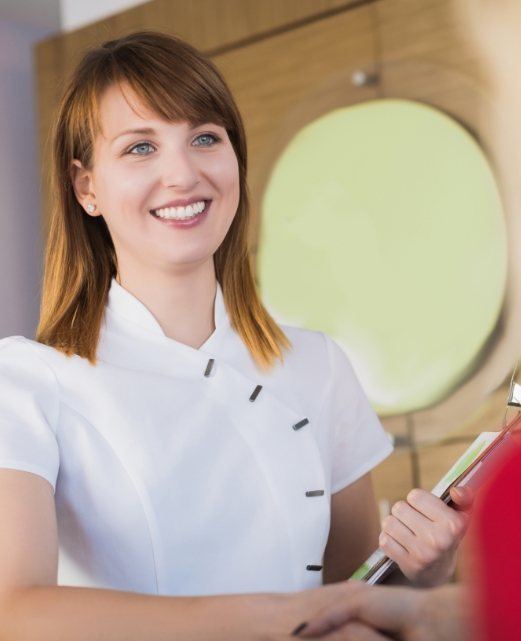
[0,278,392,596]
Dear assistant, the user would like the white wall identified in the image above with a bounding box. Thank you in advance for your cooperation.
[60,0,149,32]
[0,19,59,339]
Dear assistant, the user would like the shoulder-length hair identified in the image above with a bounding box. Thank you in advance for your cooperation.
[36,30,291,370]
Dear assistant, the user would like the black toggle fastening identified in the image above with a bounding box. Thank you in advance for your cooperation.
[292,418,309,431]
[204,359,215,377]
[306,565,323,571]
[249,385,263,402]
[305,490,325,497]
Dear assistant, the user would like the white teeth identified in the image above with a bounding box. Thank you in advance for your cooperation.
[153,200,207,220]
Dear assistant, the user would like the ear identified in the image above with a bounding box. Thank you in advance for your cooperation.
[70,159,100,217]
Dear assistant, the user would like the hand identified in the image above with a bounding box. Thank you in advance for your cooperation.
[275,582,389,641]
[293,582,468,641]
[379,486,473,586]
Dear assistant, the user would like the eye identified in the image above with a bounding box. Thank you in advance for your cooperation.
[193,132,221,147]
[127,141,155,156]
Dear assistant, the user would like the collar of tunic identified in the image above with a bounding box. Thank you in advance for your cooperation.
[99,278,230,377]
[106,277,228,345]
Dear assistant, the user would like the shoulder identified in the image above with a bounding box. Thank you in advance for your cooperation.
[280,323,357,382]
[0,335,60,371]
[275,324,364,409]
[0,336,60,418]
[280,323,328,357]
[0,334,43,363]
[0,337,61,488]
[279,324,329,376]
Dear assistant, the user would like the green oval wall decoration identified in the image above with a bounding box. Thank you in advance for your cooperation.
[258,99,508,415]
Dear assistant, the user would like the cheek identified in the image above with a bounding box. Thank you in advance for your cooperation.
[96,163,154,217]
[214,154,240,210]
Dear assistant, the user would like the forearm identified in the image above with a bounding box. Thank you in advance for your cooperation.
[418,584,472,641]
[0,585,292,641]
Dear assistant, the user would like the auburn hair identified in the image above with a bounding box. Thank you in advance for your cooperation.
[36,30,291,369]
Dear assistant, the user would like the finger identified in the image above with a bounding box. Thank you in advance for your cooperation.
[390,499,432,537]
[393,499,468,556]
[331,622,392,641]
[300,622,392,641]
[296,586,420,641]
[381,514,417,551]
[297,599,359,637]
[378,532,410,567]
[296,582,375,637]
[450,485,474,511]
[299,586,419,639]
[404,491,468,537]
[405,489,451,521]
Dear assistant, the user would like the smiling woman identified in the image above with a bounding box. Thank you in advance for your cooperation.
[0,30,472,641]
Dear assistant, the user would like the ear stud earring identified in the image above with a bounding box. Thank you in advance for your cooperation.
[86,203,96,213]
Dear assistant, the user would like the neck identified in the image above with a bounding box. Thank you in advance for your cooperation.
[116,258,218,349]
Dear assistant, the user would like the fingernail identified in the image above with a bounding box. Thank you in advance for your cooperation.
[292,622,308,636]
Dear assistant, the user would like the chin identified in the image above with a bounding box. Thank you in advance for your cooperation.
[161,250,215,271]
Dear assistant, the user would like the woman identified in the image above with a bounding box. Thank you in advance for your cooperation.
[0,31,468,640]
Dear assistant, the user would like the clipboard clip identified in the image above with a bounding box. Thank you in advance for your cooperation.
[508,381,521,408]
[508,360,521,408]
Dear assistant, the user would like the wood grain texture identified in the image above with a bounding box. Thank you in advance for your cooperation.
[376,0,486,131]
[213,4,379,249]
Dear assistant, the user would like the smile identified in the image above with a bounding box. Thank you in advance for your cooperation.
[149,200,212,229]
[150,200,209,221]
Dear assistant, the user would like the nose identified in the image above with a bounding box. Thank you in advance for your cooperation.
[160,146,200,190]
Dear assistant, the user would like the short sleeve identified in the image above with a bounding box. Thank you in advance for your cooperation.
[323,333,393,493]
[0,336,60,493]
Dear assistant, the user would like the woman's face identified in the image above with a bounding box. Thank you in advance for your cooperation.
[72,82,240,275]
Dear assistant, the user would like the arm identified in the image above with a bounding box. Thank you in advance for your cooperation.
[0,469,352,641]
[323,472,380,583]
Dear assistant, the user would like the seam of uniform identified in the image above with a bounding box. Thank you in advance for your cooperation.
[207,388,300,588]
[313,332,337,429]
[58,401,162,595]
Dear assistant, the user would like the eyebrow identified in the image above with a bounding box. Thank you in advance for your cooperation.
[110,122,220,144]
[111,127,157,143]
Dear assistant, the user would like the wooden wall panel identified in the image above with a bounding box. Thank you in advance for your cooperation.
[417,440,474,490]
[156,0,370,54]
[213,5,379,248]
[376,0,486,132]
